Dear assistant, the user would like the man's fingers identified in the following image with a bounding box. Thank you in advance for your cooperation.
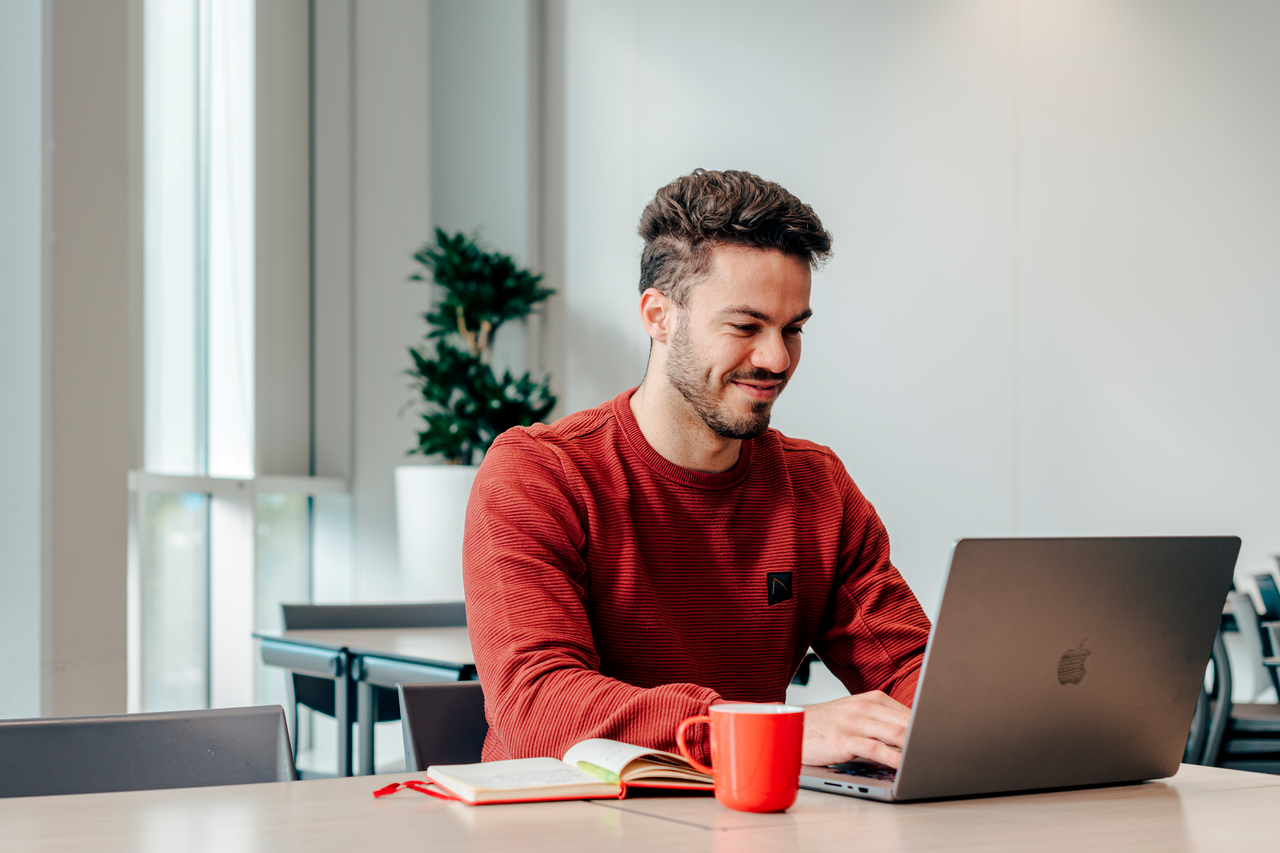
[854,716,907,749]
[845,737,903,769]
[838,694,909,743]
[801,690,913,766]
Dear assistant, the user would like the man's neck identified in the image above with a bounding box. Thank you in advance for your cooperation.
[629,380,741,474]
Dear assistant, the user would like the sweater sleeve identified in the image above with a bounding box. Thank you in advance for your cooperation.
[462,429,722,763]
[811,457,931,706]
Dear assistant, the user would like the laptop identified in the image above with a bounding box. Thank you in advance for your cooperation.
[800,536,1240,802]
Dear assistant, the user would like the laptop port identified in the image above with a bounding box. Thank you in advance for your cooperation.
[858,787,869,793]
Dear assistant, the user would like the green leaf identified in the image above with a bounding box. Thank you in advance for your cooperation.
[405,230,557,461]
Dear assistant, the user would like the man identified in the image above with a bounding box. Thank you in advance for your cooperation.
[463,169,930,769]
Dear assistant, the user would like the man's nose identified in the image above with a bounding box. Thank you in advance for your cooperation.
[751,331,791,374]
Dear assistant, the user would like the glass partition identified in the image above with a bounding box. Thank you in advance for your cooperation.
[254,493,312,709]
[140,492,210,711]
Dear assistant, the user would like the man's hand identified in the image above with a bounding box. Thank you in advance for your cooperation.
[801,690,910,768]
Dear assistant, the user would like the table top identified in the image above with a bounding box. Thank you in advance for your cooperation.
[257,627,475,667]
[3,764,1277,852]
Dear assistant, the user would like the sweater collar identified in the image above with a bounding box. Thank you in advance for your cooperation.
[613,388,753,490]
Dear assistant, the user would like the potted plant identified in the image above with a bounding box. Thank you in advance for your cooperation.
[395,229,556,599]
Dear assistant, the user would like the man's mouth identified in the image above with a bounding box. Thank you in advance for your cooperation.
[730,379,783,401]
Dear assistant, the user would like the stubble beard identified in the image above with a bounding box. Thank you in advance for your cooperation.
[664,317,785,441]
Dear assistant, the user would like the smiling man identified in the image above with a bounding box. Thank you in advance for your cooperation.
[463,169,931,770]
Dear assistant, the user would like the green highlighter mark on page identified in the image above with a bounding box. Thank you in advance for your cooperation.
[576,761,620,784]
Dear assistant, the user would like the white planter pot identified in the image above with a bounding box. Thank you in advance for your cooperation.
[394,464,479,602]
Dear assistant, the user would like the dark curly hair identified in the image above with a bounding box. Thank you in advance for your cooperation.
[637,169,833,307]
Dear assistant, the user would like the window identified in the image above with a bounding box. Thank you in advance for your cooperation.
[131,0,348,715]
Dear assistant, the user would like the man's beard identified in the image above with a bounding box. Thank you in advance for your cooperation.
[664,318,786,440]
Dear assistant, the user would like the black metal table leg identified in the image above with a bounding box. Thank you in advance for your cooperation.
[356,671,376,777]
[335,651,353,777]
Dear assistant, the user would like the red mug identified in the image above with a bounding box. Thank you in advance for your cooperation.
[676,703,805,813]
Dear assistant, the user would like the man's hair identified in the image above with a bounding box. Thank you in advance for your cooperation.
[637,169,833,307]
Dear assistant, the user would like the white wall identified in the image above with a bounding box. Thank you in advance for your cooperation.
[430,0,537,380]
[312,0,357,602]
[1014,2,1280,555]
[341,1,542,601]
[430,0,533,264]
[46,0,134,715]
[0,0,138,718]
[351,0,432,599]
[256,0,312,478]
[552,0,1280,614]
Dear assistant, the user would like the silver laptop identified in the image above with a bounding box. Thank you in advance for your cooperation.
[801,536,1240,802]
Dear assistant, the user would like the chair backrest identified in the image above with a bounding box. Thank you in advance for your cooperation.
[0,705,297,798]
[1224,591,1273,700]
[1200,632,1234,766]
[281,602,466,631]
[1256,573,1280,622]
[398,681,487,771]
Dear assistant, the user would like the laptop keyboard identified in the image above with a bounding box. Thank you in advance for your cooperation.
[832,765,897,782]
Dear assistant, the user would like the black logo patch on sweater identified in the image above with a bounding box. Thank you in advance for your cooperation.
[767,572,793,606]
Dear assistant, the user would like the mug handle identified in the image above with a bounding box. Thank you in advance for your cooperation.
[675,715,714,776]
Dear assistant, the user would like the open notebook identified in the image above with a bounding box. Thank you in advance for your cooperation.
[375,738,713,805]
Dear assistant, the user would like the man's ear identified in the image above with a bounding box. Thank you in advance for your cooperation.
[639,287,676,344]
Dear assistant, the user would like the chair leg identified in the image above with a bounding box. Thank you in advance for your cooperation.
[286,676,299,762]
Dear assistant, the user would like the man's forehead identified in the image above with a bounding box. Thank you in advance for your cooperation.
[686,246,813,319]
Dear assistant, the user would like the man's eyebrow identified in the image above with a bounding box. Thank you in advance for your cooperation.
[718,305,814,325]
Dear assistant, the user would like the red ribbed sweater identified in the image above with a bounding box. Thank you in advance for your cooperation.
[462,389,930,765]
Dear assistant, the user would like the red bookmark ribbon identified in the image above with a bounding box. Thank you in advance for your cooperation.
[372,780,458,801]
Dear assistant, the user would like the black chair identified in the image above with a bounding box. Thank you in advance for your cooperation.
[281,602,467,772]
[1188,632,1231,766]
[1230,587,1280,699]
[397,681,488,771]
[791,651,822,686]
[1196,628,1280,774]
[1255,574,1280,676]
[1258,572,1280,622]
[0,705,296,798]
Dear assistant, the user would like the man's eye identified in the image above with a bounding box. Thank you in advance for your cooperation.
[785,326,805,337]
[732,324,756,333]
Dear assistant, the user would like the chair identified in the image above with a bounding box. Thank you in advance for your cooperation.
[0,705,296,798]
[791,651,822,685]
[1222,592,1276,700]
[397,681,488,771]
[1189,632,1232,766]
[1254,574,1280,671]
[1257,572,1280,622]
[280,602,467,771]
[1228,589,1280,698]
[1196,628,1280,774]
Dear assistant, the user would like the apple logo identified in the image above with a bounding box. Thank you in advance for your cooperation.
[1057,639,1091,686]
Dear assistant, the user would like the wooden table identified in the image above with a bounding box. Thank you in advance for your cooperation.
[2,764,1277,852]
[256,627,475,777]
